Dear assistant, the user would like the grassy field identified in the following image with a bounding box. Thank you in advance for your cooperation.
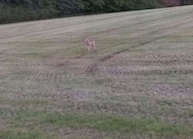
[0,5,193,139]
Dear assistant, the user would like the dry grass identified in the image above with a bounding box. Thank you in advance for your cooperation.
[0,5,193,139]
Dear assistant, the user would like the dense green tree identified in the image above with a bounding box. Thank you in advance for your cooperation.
[0,0,192,24]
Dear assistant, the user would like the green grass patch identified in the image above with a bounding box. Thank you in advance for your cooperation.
[43,113,193,136]
[14,110,193,136]
[0,129,51,139]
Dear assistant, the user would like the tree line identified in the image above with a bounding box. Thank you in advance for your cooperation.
[0,0,192,24]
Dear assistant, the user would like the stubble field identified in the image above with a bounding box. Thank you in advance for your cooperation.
[0,5,193,139]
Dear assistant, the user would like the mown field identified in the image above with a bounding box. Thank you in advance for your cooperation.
[0,5,193,139]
